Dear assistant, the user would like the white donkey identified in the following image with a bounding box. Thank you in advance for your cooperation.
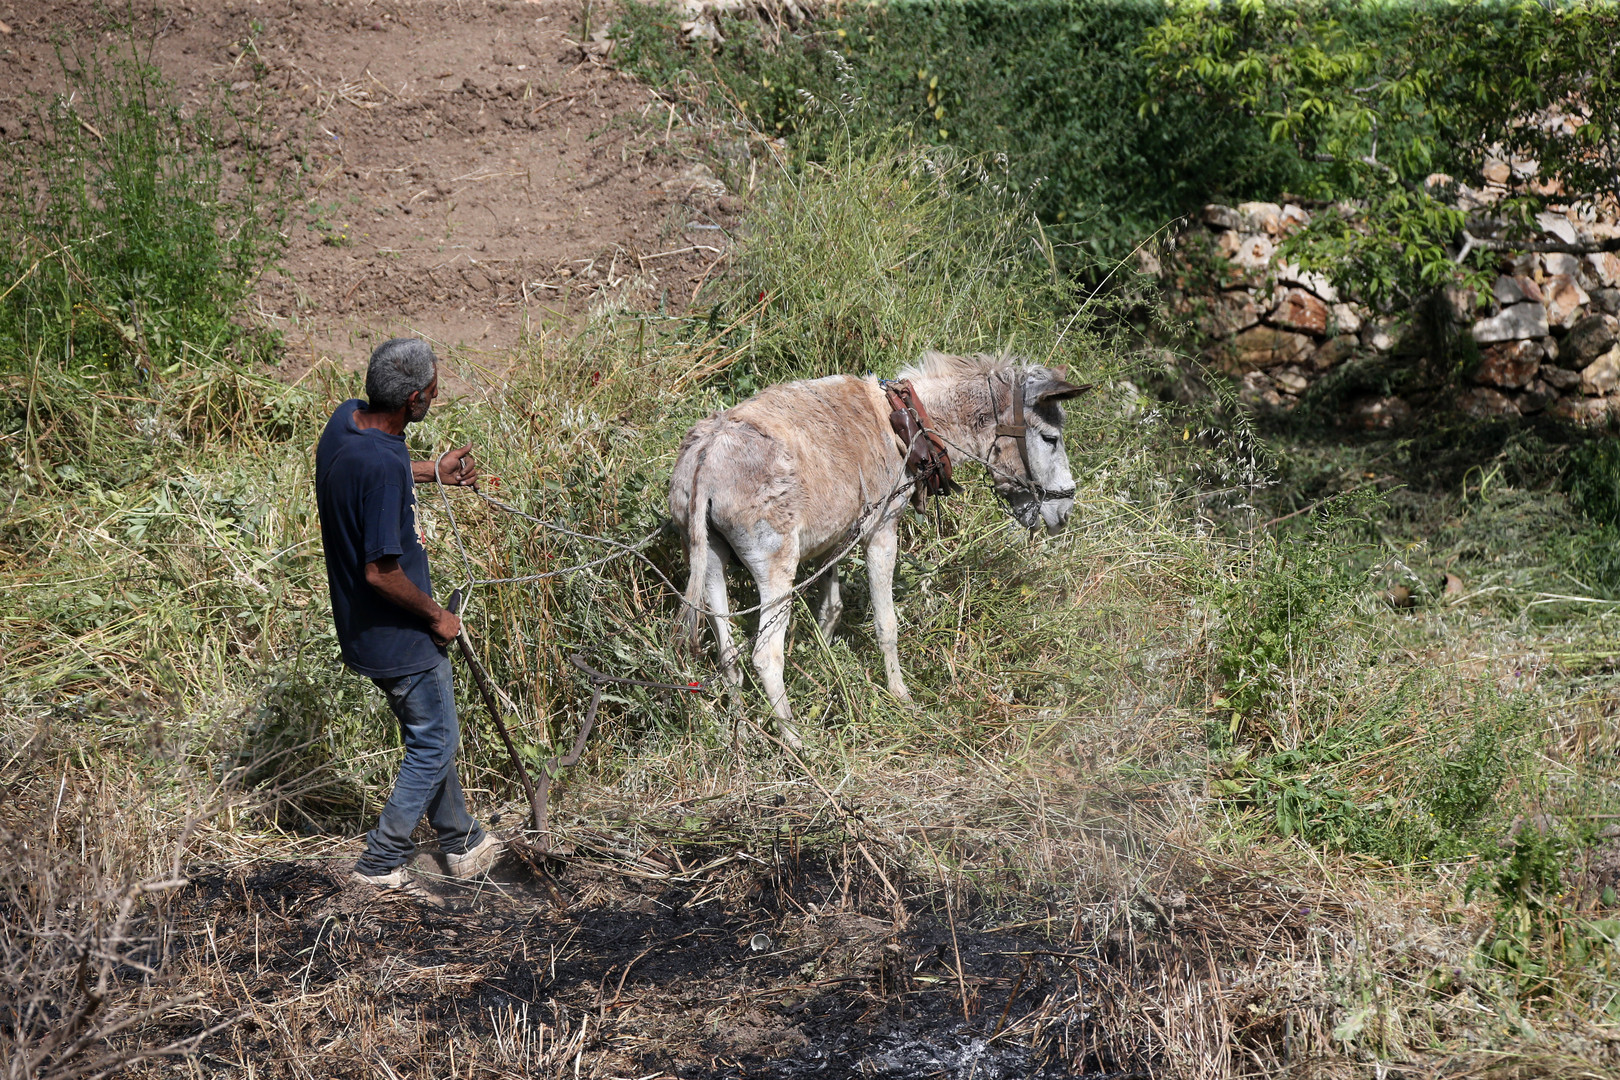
[669,351,1085,745]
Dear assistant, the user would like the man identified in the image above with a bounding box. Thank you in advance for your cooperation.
[315,337,502,888]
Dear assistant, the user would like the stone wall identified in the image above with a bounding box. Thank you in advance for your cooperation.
[1163,200,1620,428]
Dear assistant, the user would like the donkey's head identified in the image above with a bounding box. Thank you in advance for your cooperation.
[901,352,1088,533]
[986,364,1087,533]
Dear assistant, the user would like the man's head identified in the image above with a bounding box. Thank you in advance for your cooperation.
[365,338,438,423]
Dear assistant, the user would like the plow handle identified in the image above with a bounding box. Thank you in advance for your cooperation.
[446,589,545,835]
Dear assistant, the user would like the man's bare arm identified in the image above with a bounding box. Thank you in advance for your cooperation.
[413,443,478,486]
[364,556,462,644]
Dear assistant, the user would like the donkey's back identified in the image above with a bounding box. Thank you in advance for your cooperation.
[669,374,898,566]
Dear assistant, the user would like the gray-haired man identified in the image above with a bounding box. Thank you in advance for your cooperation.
[315,338,502,887]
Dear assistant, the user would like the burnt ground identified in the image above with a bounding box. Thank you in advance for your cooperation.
[1,0,744,388]
[144,818,1223,1080]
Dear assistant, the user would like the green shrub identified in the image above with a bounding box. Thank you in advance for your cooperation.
[1213,683,1527,864]
[714,136,1079,392]
[0,39,281,380]
[239,669,390,834]
[1559,440,1620,596]
[1215,533,1366,727]
[1566,439,1620,529]
[614,0,1303,277]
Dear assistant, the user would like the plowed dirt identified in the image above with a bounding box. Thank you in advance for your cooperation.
[2,0,740,386]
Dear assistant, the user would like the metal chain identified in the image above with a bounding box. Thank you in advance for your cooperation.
[429,438,922,621]
[426,395,1069,622]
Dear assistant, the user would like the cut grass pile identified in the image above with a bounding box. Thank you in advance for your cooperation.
[4,48,1620,1080]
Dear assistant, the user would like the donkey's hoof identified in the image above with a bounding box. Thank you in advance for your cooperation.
[773,720,804,752]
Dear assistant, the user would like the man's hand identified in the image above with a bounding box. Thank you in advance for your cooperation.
[429,608,463,646]
[366,556,463,646]
[436,443,478,486]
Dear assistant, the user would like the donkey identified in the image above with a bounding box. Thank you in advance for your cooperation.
[669,351,1085,746]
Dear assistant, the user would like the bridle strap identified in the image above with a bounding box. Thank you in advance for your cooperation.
[882,378,959,503]
[994,371,1028,475]
[989,371,1075,505]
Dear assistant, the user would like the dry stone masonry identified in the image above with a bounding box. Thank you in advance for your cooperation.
[1164,193,1620,428]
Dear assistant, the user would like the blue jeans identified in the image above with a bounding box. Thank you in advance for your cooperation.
[355,655,485,874]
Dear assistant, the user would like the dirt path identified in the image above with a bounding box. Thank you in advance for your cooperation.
[1,0,740,387]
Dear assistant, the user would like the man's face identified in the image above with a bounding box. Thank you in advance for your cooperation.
[406,374,438,423]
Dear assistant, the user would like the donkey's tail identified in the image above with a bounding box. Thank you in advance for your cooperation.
[676,454,711,655]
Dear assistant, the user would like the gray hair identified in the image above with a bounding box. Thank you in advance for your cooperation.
[364,338,436,412]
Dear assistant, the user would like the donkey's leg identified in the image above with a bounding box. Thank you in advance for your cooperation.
[865,522,912,702]
[735,538,802,749]
[751,576,803,748]
[702,541,743,688]
[813,563,843,640]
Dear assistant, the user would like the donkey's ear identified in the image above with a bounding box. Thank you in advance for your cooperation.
[1033,378,1094,402]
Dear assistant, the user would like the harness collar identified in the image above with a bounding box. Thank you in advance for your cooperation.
[881,378,961,509]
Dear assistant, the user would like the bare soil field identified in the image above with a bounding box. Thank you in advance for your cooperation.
[1,0,739,384]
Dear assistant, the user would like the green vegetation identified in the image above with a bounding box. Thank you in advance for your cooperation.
[0,37,282,501]
[1142,0,1620,306]
[619,0,1620,305]
[614,0,1304,272]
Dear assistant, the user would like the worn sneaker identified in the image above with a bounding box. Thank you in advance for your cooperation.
[351,866,411,888]
[446,833,503,880]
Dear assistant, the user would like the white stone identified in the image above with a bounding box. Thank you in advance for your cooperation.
[1231,233,1274,270]
[1472,303,1549,343]
[1364,322,1397,352]
[1538,211,1578,245]
[1543,252,1581,278]
[1275,263,1339,302]
[1203,204,1243,231]
[1586,252,1620,288]
[1329,303,1362,335]
[1237,201,1283,235]
[1582,346,1620,396]
[1493,275,1542,305]
[1273,368,1309,394]
[1544,274,1590,330]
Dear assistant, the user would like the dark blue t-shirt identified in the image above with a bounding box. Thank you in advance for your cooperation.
[315,399,444,678]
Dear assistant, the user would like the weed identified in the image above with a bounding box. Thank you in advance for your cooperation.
[1214,529,1369,737]
[0,39,280,384]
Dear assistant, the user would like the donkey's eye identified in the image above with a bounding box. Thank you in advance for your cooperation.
[1041,434,1060,447]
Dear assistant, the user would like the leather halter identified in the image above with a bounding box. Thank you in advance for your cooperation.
[995,371,1032,479]
[990,372,1076,504]
[882,379,960,506]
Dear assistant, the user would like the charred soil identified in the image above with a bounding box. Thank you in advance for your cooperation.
[147,824,1311,1079]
